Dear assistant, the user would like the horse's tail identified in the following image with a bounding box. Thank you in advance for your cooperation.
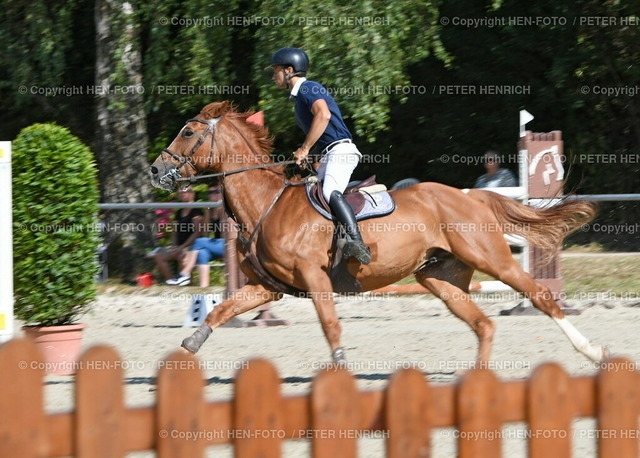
[467,189,596,255]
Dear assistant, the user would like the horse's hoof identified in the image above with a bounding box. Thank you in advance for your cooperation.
[181,338,198,354]
[181,324,212,354]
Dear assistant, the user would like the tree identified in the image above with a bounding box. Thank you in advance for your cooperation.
[252,0,447,150]
[0,0,95,141]
[95,0,155,280]
[140,0,240,149]
[2,0,639,255]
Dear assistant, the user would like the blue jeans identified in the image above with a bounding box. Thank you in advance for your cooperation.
[192,238,224,264]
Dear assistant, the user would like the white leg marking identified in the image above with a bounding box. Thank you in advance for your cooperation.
[553,317,603,361]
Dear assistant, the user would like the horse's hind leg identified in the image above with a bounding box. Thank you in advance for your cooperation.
[492,261,605,361]
[415,254,496,365]
[453,235,605,362]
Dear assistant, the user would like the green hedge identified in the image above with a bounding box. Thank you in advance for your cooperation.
[13,123,99,326]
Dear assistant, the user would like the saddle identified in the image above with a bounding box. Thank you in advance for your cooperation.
[305,175,396,294]
[306,175,395,221]
[234,175,395,298]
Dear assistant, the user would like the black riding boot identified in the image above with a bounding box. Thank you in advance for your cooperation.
[329,191,371,264]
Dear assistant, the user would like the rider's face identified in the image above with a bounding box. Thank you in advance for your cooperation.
[271,65,290,90]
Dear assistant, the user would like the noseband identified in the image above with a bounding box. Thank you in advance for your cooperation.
[159,117,220,183]
[157,114,299,187]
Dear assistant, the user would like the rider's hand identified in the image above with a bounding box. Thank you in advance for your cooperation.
[294,146,310,166]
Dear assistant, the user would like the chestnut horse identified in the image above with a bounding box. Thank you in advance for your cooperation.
[149,101,606,365]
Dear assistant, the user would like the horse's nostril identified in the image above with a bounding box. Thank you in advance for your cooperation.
[150,166,158,174]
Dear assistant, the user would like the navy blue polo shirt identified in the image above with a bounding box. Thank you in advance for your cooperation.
[291,79,352,153]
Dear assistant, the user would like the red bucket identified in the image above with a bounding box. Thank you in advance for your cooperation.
[136,272,154,287]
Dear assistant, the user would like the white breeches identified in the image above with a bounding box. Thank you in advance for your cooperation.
[316,142,362,202]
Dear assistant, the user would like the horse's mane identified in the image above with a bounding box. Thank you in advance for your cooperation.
[198,101,274,156]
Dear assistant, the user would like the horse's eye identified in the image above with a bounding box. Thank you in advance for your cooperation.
[183,129,194,138]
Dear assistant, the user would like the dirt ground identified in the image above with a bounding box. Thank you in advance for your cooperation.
[16,286,640,457]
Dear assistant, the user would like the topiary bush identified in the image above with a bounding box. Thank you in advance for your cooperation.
[13,123,99,326]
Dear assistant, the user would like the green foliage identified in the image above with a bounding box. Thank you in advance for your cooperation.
[12,123,100,326]
[0,0,96,143]
[2,0,640,253]
[253,0,446,143]
[0,0,76,100]
[141,0,239,115]
[366,0,640,190]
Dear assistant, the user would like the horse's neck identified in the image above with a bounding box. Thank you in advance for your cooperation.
[223,169,283,232]
[218,118,283,232]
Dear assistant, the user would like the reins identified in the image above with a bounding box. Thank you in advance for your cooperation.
[166,112,307,246]
[171,115,319,183]
[175,160,297,183]
[166,113,316,184]
[159,110,316,296]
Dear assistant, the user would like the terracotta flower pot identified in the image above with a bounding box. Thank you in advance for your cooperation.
[22,323,85,375]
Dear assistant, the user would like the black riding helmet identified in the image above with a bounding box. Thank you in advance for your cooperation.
[264,47,309,76]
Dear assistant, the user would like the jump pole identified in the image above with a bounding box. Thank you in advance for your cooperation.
[0,142,13,343]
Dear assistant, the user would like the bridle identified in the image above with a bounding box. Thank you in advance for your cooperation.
[158,117,220,186]
[157,115,299,187]
[154,111,312,296]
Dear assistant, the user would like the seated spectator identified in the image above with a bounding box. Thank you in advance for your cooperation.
[474,151,517,188]
[154,188,203,283]
[167,185,285,324]
[167,185,224,287]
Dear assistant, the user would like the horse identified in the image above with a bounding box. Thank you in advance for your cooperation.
[149,101,607,366]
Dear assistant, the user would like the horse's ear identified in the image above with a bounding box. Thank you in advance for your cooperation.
[216,100,232,115]
[199,101,233,119]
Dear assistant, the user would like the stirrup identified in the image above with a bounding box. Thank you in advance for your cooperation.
[342,240,371,264]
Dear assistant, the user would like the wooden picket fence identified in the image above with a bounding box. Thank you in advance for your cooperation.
[1,338,639,457]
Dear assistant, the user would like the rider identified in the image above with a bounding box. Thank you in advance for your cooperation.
[265,46,371,264]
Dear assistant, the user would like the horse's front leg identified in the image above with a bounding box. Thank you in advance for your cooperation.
[181,283,283,354]
[308,288,346,365]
